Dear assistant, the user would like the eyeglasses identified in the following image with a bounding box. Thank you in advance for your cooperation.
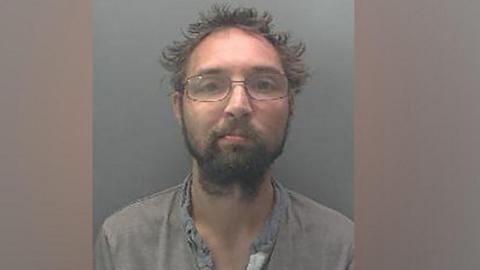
[183,73,289,102]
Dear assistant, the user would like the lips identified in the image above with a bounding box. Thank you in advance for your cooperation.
[214,123,256,144]
[223,134,246,140]
[219,129,250,138]
[218,131,251,143]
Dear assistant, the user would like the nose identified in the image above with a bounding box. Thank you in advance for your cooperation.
[223,83,253,118]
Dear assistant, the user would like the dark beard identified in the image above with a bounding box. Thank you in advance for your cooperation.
[181,113,288,200]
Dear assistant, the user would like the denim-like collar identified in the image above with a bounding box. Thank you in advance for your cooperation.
[178,174,289,270]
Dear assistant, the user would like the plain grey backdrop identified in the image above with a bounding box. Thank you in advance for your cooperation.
[93,0,353,236]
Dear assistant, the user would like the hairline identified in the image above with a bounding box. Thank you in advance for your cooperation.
[183,26,285,81]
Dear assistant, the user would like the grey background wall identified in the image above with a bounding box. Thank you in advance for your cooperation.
[93,0,354,235]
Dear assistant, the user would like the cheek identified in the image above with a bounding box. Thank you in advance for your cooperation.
[182,101,221,145]
[256,102,290,140]
[271,112,290,138]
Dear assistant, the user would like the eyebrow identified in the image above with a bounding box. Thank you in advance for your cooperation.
[249,66,284,75]
[193,65,284,77]
[194,68,225,76]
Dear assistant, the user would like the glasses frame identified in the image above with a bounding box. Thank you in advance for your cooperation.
[182,73,290,102]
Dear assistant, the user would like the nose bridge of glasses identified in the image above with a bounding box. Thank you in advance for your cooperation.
[225,80,255,108]
[230,79,248,89]
[228,79,252,97]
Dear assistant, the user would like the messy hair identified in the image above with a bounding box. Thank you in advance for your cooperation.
[160,4,309,95]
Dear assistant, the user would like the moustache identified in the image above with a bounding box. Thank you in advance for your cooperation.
[210,119,258,141]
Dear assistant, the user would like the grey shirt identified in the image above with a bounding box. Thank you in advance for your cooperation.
[95,176,354,270]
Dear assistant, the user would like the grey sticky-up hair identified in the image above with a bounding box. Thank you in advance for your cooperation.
[160,4,309,95]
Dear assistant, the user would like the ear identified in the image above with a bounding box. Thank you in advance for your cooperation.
[171,91,183,126]
[288,92,295,117]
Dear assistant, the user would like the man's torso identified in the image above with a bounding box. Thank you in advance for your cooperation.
[95,180,353,270]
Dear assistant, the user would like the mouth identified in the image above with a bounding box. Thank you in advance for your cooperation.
[217,131,252,144]
[221,134,247,142]
[213,123,256,145]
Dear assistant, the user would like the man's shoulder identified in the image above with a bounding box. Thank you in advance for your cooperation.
[270,187,354,269]
[100,184,181,237]
[284,188,353,241]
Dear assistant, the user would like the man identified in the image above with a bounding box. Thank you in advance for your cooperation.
[95,5,353,270]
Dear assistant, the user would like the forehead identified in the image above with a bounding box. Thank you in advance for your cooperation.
[186,28,283,76]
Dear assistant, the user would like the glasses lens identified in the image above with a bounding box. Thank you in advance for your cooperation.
[247,73,288,100]
[187,75,229,101]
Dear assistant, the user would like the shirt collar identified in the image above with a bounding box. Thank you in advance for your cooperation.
[178,173,289,269]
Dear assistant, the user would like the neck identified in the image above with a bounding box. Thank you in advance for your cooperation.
[190,161,275,244]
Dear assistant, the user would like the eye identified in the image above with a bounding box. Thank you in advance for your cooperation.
[195,76,226,94]
[200,80,221,92]
[250,76,278,92]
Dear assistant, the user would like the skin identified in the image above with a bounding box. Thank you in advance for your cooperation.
[172,28,291,270]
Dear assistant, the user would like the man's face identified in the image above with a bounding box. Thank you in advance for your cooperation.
[173,28,291,196]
